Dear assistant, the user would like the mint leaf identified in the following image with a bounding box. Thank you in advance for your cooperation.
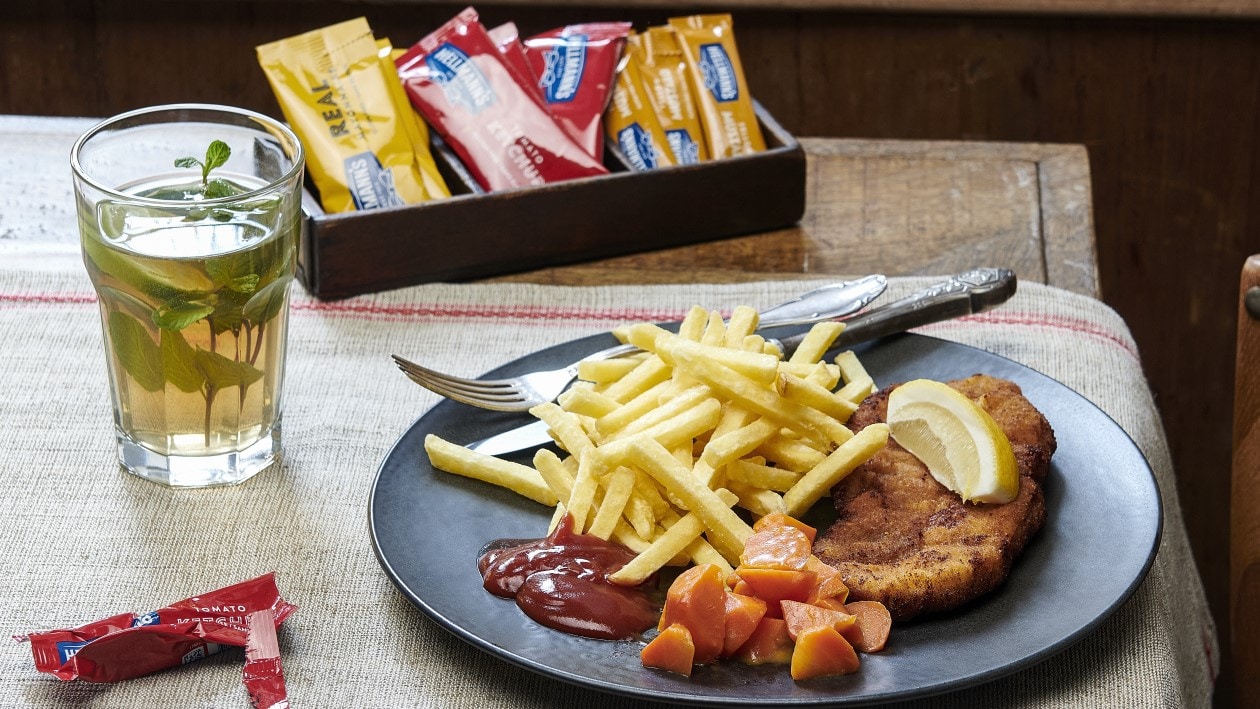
[107,311,165,392]
[160,330,204,393]
[242,276,291,324]
[229,274,260,294]
[174,139,231,186]
[194,348,264,391]
[204,140,231,173]
[153,302,215,331]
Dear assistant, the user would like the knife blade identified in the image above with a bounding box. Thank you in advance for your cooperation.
[466,268,1016,457]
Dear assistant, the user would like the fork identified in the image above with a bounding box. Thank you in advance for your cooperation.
[391,274,888,411]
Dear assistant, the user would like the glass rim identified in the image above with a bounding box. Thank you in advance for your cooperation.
[70,103,305,208]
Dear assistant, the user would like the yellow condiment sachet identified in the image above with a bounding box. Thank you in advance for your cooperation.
[668,14,766,159]
[378,38,450,201]
[256,17,448,213]
[605,33,676,172]
[636,26,708,165]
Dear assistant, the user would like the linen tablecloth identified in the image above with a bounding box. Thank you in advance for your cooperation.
[0,249,1216,707]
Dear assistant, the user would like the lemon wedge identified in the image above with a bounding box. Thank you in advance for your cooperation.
[886,378,1019,504]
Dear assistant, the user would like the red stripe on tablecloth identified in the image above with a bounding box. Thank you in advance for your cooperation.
[0,293,97,305]
[0,291,1137,358]
[287,300,686,324]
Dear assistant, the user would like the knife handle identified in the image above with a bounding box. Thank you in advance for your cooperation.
[776,268,1018,355]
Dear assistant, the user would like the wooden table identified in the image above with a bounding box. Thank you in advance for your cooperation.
[0,116,1097,301]
[497,139,1099,297]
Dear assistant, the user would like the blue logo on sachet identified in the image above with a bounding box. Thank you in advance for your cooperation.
[56,640,89,664]
[618,124,660,171]
[427,43,496,114]
[344,152,405,211]
[132,611,160,627]
[698,43,739,102]
[539,36,588,104]
[666,129,702,165]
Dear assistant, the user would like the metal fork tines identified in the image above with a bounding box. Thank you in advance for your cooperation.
[391,346,632,412]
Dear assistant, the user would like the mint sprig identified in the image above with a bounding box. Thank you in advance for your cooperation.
[175,140,231,187]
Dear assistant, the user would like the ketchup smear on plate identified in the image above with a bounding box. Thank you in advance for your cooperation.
[478,514,659,640]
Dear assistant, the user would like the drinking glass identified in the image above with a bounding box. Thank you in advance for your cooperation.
[71,104,305,487]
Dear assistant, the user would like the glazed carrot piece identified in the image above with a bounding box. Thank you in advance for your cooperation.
[752,512,817,544]
[780,600,857,642]
[790,625,860,680]
[739,526,812,571]
[804,555,849,604]
[734,567,817,606]
[732,616,794,665]
[660,563,727,664]
[722,592,768,657]
[642,623,696,676]
[841,601,892,653]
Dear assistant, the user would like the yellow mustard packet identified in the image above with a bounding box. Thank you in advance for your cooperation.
[637,26,708,165]
[668,14,766,159]
[605,34,676,171]
[377,38,450,201]
[256,17,448,213]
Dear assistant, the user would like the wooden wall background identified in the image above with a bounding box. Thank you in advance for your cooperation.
[5,1,1257,703]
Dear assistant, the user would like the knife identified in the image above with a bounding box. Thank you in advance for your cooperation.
[468,268,1016,457]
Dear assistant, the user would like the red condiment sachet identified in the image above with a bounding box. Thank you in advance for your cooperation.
[17,573,296,684]
[522,22,633,162]
[244,609,290,709]
[396,7,608,192]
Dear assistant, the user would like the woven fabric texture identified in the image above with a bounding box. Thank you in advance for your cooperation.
[0,253,1216,707]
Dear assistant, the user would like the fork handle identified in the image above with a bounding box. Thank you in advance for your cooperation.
[777,268,1018,355]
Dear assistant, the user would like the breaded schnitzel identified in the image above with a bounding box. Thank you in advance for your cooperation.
[813,374,1056,621]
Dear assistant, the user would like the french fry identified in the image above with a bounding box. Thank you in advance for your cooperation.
[623,489,657,539]
[728,480,786,517]
[834,350,876,401]
[754,435,828,472]
[558,386,620,418]
[628,438,753,562]
[603,385,712,440]
[779,373,860,422]
[670,347,851,447]
[802,361,841,389]
[684,537,735,579]
[778,361,841,382]
[727,457,803,492]
[723,305,760,346]
[678,305,710,341]
[533,448,576,501]
[424,434,558,506]
[657,336,780,385]
[608,488,740,585]
[600,356,672,403]
[594,397,722,467]
[578,356,646,384]
[837,376,876,404]
[588,467,636,540]
[783,423,890,517]
[700,310,727,345]
[594,380,673,437]
[788,321,846,364]
[566,454,603,532]
[698,417,779,470]
[624,322,674,353]
[530,402,595,457]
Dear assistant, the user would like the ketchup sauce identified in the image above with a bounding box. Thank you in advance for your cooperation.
[478,515,659,640]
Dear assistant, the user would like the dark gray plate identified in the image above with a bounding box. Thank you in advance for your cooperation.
[369,332,1162,706]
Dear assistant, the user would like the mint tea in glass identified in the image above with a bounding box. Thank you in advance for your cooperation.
[71,104,305,487]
